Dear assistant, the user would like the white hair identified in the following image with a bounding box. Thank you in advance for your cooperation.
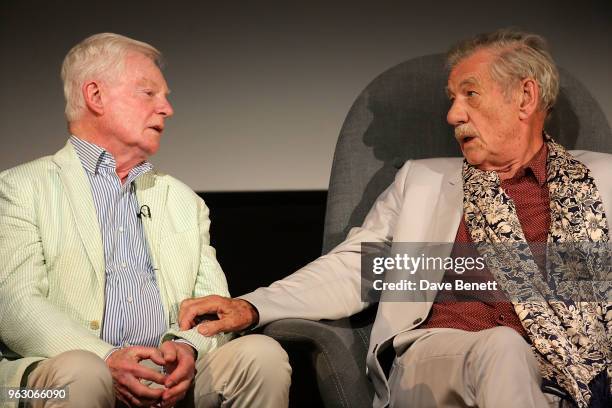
[61,33,162,122]
[447,28,560,113]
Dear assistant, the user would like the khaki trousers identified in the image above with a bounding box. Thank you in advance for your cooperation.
[388,326,565,408]
[23,334,291,408]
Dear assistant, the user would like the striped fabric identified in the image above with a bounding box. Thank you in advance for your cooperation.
[70,136,165,348]
[0,140,233,390]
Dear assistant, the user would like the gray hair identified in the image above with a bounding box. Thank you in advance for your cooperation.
[447,28,559,113]
[61,33,163,122]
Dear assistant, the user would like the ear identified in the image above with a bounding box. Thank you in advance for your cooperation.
[82,80,105,115]
[517,78,539,120]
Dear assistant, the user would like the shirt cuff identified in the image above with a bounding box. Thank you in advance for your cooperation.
[172,338,198,359]
[103,346,122,361]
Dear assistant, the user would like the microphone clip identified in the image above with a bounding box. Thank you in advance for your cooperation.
[137,205,152,219]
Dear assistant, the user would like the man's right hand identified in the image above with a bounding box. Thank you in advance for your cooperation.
[179,295,259,336]
[106,346,167,407]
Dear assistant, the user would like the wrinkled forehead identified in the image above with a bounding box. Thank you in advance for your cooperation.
[447,49,495,89]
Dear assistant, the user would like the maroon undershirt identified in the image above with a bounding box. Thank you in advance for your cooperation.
[420,144,550,338]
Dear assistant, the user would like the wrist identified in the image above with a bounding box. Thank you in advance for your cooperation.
[173,340,197,358]
[240,299,260,329]
[103,346,122,363]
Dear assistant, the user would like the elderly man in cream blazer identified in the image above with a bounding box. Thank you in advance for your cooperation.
[179,29,612,408]
[0,33,290,408]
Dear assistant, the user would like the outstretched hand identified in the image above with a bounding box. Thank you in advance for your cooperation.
[179,295,259,336]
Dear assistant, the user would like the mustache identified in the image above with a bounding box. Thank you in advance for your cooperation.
[454,125,479,139]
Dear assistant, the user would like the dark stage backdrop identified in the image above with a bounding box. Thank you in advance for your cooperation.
[199,191,328,296]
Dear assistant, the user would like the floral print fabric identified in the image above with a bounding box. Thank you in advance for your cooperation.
[462,136,611,407]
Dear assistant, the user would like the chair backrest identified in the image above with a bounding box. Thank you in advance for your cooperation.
[322,53,612,253]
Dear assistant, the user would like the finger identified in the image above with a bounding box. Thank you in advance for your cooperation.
[162,378,191,404]
[115,386,134,406]
[160,342,177,364]
[148,348,166,367]
[125,376,165,401]
[117,383,147,407]
[178,297,210,330]
[197,316,242,336]
[126,345,167,362]
[178,296,223,330]
[127,362,167,385]
[164,355,192,388]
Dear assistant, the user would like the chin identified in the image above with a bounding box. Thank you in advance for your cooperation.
[142,143,160,156]
[144,138,161,155]
[461,150,480,165]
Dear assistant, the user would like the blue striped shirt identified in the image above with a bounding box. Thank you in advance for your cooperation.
[70,136,166,348]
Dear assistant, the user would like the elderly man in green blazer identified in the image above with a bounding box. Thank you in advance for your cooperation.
[0,33,290,408]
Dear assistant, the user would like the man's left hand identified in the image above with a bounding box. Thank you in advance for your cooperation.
[159,341,196,408]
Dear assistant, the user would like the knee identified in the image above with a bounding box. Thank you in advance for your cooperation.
[51,350,113,391]
[481,327,531,355]
[31,350,114,408]
[196,336,291,407]
[233,335,291,379]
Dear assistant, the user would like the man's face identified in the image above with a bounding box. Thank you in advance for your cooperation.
[100,52,173,159]
[446,49,524,171]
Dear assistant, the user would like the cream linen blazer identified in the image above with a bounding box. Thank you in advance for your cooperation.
[0,141,232,391]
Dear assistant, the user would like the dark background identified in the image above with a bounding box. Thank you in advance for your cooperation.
[200,191,328,295]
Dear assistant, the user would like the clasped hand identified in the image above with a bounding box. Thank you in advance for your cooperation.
[106,341,195,407]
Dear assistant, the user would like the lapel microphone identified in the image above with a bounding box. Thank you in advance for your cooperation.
[137,205,152,219]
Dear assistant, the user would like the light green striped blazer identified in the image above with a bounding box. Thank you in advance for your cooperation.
[0,141,232,389]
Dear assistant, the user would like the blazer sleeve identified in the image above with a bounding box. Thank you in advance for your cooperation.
[161,197,233,353]
[0,169,114,359]
[240,161,413,326]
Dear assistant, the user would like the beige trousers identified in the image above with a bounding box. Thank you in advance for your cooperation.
[388,327,565,408]
[23,334,291,408]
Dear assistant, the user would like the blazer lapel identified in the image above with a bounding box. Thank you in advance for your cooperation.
[53,142,105,288]
[432,168,463,242]
[135,172,169,318]
[134,172,168,273]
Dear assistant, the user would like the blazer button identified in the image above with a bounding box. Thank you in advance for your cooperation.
[90,320,100,330]
[413,318,422,325]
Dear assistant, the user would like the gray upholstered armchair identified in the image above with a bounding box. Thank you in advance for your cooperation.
[262,53,612,408]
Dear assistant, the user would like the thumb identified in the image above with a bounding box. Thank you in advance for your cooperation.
[160,342,177,364]
[149,348,166,366]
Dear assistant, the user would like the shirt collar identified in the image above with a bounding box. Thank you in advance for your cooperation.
[70,135,153,180]
[507,142,548,186]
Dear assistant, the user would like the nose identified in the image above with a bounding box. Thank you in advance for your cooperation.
[158,96,174,118]
[446,99,467,126]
